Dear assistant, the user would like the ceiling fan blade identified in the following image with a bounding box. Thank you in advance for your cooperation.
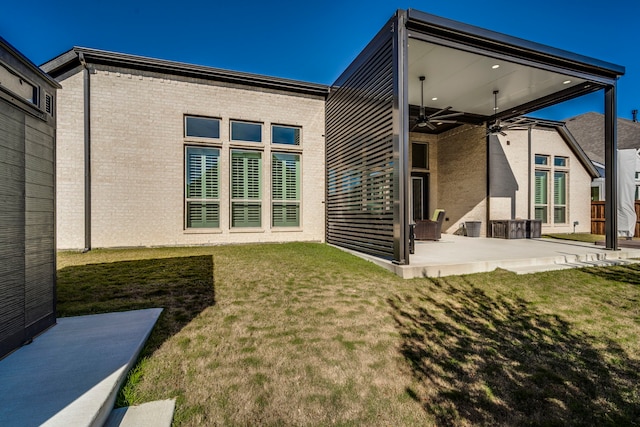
[426,122,436,130]
[427,106,453,119]
[431,112,463,120]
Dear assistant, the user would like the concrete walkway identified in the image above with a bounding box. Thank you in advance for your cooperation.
[346,235,640,278]
[0,308,172,427]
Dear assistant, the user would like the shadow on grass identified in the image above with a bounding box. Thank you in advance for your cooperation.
[57,255,215,357]
[584,263,640,286]
[389,277,640,426]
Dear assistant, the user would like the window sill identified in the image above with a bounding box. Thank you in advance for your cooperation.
[184,228,223,234]
[230,228,265,233]
[271,227,303,232]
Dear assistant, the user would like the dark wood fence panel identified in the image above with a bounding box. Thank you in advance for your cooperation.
[591,201,640,237]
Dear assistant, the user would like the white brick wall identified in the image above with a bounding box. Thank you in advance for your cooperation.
[56,71,85,249]
[56,66,326,249]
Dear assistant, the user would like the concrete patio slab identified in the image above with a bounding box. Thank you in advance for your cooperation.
[340,235,640,278]
[0,308,162,427]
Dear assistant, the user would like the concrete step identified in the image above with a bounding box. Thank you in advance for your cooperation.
[0,308,162,427]
[105,400,175,427]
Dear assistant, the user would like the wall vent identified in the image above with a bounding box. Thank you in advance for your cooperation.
[45,92,53,116]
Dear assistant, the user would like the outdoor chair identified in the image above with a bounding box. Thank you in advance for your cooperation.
[414,209,445,241]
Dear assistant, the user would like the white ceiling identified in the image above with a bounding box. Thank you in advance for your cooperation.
[407,38,590,117]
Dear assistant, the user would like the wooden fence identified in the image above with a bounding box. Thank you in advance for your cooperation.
[591,201,640,237]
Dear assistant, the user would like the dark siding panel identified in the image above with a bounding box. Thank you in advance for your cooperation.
[326,30,396,260]
[0,99,26,353]
[24,120,56,329]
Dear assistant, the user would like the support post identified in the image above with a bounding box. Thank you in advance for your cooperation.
[604,84,618,250]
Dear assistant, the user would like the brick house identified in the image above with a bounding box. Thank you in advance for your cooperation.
[41,8,624,263]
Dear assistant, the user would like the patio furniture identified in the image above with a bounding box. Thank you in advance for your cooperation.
[415,209,445,240]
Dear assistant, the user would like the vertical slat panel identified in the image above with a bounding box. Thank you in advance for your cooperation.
[325,25,396,260]
[24,115,56,328]
[0,99,27,354]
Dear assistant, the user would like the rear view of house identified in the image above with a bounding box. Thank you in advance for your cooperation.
[42,8,625,265]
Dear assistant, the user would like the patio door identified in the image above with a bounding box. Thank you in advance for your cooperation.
[411,174,429,222]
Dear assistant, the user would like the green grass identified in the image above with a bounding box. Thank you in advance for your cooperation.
[57,243,640,426]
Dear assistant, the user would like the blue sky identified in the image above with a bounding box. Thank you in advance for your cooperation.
[2,0,638,121]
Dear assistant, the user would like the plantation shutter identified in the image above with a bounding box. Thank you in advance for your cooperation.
[186,147,219,228]
[554,172,567,223]
[231,151,262,227]
[272,153,300,227]
[534,170,548,223]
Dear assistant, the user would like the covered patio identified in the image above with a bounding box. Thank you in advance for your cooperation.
[325,8,625,265]
[341,235,640,279]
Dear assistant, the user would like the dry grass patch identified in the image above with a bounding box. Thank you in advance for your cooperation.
[57,243,640,426]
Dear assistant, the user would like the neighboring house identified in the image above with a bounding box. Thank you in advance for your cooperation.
[42,8,625,264]
[0,37,59,358]
[490,121,597,234]
[565,112,640,201]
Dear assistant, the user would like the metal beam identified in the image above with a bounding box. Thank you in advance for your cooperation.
[604,83,618,250]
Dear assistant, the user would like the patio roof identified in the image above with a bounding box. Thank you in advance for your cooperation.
[404,9,625,133]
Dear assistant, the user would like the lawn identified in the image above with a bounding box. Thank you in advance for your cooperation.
[57,243,640,426]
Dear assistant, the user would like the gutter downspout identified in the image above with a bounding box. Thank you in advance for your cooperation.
[79,52,91,252]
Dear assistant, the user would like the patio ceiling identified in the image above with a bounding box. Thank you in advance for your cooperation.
[404,9,624,133]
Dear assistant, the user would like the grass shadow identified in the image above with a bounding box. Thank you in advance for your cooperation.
[389,277,640,426]
[583,263,640,286]
[56,255,216,357]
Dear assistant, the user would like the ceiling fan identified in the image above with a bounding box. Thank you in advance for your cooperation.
[413,76,463,131]
[487,90,538,136]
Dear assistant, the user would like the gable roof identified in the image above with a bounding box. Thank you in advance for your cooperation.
[564,112,640,165]
[40,47,329,98]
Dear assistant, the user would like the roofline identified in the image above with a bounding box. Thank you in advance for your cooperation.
[0,36,61,88]
[555,123,600,178]
[41,47,329,97]
[406,9,625,81]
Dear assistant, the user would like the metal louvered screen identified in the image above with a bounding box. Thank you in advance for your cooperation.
[325,25,397,260]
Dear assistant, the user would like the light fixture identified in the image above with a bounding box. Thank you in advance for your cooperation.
[492,64,500,69]
[431,97,438,101]
[563,80,571,85]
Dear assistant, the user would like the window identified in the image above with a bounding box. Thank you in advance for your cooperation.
[412,143,428,169]
[185,147,220,228]
[534,154,568,224]
[534,170,548,223]
[554,156,567,167]
[535,155,549,166]
[272,153,300,227]
[272,125,301,145]
[185,116,220,139]
[231,150,262,227]
[231,121,262,143]
[0,63,37,105]
[554,171,567,223]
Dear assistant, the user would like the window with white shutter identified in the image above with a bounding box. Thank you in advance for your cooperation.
[272,153,300,227]
[185,147,220,228]
[231,150,262,227]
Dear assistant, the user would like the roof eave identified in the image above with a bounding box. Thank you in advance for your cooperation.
[41,47,330,98]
